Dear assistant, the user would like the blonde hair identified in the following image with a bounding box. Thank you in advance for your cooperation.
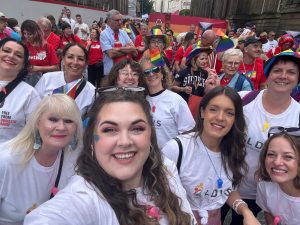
[10,94,83,165]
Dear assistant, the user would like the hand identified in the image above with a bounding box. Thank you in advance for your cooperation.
[86,39,91,46]
[205,73,220,93]
[184,86,192,95]
[243,211,261,225]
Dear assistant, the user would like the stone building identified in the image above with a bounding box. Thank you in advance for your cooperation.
[190,0,300,34]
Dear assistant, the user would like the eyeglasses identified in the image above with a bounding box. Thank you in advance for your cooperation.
[119,70,139,78]
[268,126,300,138]
[111,18,122,22]
[225,61,240,67]
[143,67,160,76]
[150,39,164,45]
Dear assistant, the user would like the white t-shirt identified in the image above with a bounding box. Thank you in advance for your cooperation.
[0,81,41,144]
[24,158,197,225]
[74,23,89,40]
[238,90,300,199]
[262,39,278,53]
[0,143,80,225]
[256,181,300,225]
[146,90,195,149]
[62,17,76,30]
[162,133,233,221]
[35,71,95,116]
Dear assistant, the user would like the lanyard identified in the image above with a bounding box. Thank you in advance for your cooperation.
[49,150,64,199]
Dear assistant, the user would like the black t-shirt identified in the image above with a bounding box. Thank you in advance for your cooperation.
[174,66,208,102]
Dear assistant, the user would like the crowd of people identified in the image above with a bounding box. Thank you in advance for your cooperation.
[0,6,300,225]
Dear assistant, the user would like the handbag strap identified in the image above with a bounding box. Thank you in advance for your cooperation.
[173,137,183,174]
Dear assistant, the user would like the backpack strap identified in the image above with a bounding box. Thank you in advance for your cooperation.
[235,73,254,92]
[242,90,261,106]
[173,137,183,173]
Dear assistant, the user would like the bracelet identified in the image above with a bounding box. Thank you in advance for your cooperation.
[232,199,247,214]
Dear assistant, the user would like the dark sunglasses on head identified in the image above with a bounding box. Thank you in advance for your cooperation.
[143,67,160,77]
[268,126,300,138]
[97,86,145,93]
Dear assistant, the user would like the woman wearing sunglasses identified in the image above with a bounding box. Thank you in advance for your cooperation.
[141,57,195,149]
[24,90,196,225]
[221,51,300,224]
[256,127,300,225]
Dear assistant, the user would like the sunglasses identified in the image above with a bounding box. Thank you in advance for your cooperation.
[143,67,160,77]
[268,126,300,138]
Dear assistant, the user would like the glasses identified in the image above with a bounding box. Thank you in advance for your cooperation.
[225,61,240,67]
[111,18,122,22]
[143,67,160,76]
[268,126,300,138]
[119,70,139,78]
[150,39,163,45]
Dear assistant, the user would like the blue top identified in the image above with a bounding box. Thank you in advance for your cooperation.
[219,72,253,92]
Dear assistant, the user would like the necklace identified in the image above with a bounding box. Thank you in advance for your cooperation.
[201,139,223,189]
[148,89,165,113]
[242,59,256,78]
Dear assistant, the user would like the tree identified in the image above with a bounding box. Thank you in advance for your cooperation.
[179,9,190,16]
[141,0,155,15]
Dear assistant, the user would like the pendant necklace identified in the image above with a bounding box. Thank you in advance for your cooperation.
[201,139,223,189]
[149,89,165,113]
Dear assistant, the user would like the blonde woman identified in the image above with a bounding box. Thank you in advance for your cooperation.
[0,94,82,225]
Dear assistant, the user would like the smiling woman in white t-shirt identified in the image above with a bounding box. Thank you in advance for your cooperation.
[256,130,300,225]
[24,90,196,225]
[0,38,41,143]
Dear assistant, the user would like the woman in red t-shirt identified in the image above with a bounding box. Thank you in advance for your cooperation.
[21,19,59,86]
[85,28,103,88]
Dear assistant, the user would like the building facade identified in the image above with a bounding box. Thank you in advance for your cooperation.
[152,0,191,13]
[190,0,300,34]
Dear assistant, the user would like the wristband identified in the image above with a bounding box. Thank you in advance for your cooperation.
[232,199,247,214]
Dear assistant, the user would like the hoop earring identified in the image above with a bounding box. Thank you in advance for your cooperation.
[70,135,78,150]
[33,131,42,150]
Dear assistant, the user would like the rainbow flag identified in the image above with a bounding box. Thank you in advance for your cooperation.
[52,78,82,99]
[216,34,234,53]
[150,49,165,67]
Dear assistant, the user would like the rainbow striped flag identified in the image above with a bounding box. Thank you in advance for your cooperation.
[150,49,165,67]
[52,78,82,99]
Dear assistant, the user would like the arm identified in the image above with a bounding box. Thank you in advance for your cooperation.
[172,80,192,94]
[264,211,274,225]
[204,69,220,94]
[226,191,261,225]
[30,65,59,73]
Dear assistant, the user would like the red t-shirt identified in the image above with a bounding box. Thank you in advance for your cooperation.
[26,42,59,66]
[266,46,281,59]
[183,45,193,58]
[47,32,60,51]
[238,59,266,90]
[134,34,145,61]
[85,40,103,65]
[174,46,185,63]
[0,32,7,40]
[58,35,82,50]
[164,47,173,64]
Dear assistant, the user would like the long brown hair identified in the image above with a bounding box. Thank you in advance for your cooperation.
[76,90,191,225]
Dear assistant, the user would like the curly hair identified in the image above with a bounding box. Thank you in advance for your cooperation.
[190,86,248,187]
[104,58,145,88]
[256,133,300,189]
[76,90,191,225]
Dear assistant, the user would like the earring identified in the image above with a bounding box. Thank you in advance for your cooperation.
[33,131,42,150]
[70,135,78,150]
[90,145,94,158]
[150,145,154,152]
